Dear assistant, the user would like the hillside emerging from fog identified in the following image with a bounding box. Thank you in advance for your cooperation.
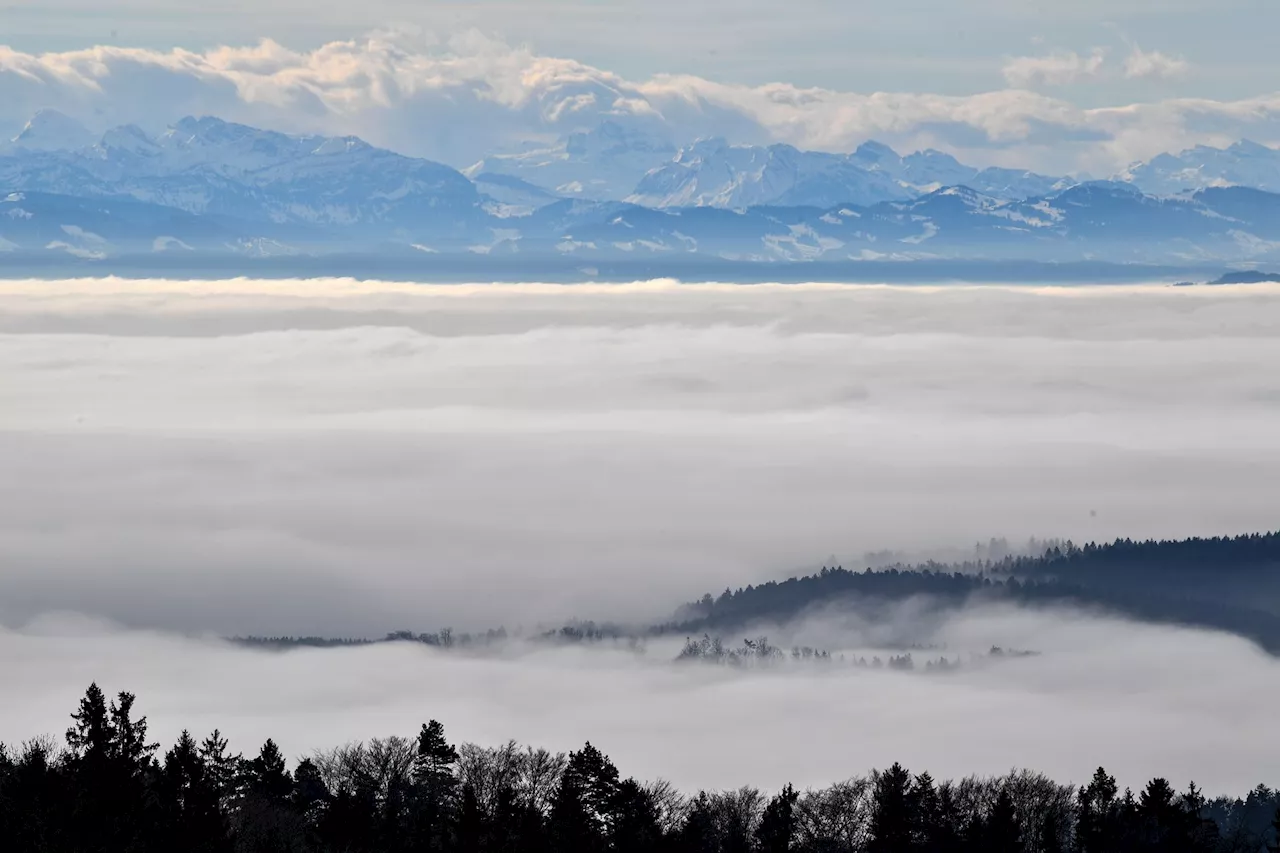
[666,532,1280,644]
[239,531,1280,655]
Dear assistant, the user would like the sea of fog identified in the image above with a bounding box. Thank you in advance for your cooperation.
[3,277,1280,793]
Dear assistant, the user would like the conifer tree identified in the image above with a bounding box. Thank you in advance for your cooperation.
[870,763,915,853]
[983,788,1025,853]
[611,777,665,853]
[756,783,799,853]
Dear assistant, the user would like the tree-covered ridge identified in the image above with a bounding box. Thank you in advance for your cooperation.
[1000,532,1280,588]
[234,531,1280,656]
[668,531,1280,652]
[3,683,1279,853]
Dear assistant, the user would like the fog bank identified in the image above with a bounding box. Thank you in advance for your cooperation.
[2,279,1280,634]
[0,605,1275,796]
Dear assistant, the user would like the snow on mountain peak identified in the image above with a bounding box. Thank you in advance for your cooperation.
[311,136,371,156]
[11,110,94,152]
[1121,139,1280,195]
[95,125,161,158]
[851,140,899,165]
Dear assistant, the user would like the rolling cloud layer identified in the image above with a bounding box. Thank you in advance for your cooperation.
[3,33,1280,174]
[3,278,1280,635]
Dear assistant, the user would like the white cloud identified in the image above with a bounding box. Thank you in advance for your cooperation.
[1124,46,1190,80]
[0,34,1279,174]
[1001,49,1107,88]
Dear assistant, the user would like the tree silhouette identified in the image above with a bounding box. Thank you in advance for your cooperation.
[7,683,1280,853]
[870,762,915,853]
[982,788,1025,853]
[756,783,799,853]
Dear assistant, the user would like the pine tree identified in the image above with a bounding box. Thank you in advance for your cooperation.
[1077,767,1120,853]
[65,682,112,763]
[870,763,915,853]
[160,730,230,853]
[245,738,293,805]
[414,720,459,794]
[107,691,158,774]
[756,783,799,853]
[676,792,719,853]
[611,777,665,853]
[63,683,158,853]
[199,729,242,813]
[411,719,459,852]
[455,784,486,853]
[982,788,1024,853]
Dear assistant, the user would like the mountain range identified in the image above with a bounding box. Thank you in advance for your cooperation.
[5,109,1280,266]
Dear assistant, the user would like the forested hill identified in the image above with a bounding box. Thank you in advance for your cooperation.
[666,531,1280,651]
[235,531,1280,655]
[1000,532,1280,591]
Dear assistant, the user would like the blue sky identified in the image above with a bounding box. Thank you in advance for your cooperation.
[1,0,1277,173]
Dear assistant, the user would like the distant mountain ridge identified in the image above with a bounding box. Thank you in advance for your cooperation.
[1120,139,1280,196]
[6,110,1280,264]
[627,138,1071,210]
[2,115,486,243]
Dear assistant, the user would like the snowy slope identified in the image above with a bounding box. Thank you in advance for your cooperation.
[0,115,487,240]
[1121,140,1280,195]
[627,138,1070,209]
[464,120,676,201]
[7,110,95,152]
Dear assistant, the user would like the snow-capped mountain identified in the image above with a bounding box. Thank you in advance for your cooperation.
[0,116,488,243]
[471,172,563,217]
[498,182,1280,263]
[6,109,95,152]
[626,138,1072,209]
[464,120,676,200]
[6,110,1280,265]
[1120,140,1280,196]
[627,139,913,209]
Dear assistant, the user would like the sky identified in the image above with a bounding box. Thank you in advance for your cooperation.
[2,0,1279,173]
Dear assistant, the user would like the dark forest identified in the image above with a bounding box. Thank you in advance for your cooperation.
[4,683,1280,853]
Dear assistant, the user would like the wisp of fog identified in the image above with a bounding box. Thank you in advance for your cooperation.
[2,604,1279,796]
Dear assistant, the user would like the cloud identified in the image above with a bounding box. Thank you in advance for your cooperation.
[0,34,1278,174]
[1002,49,1107,88]
[2,604,1280,796]
[2,278,1280,637]
[1124,46,1190,80]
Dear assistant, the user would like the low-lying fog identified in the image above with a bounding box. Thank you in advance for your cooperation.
[1,604,1276,796]
[3,278,1280,635]
[4,277,1280,793]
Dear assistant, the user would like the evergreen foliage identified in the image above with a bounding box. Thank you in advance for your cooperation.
[0,683,1266,853]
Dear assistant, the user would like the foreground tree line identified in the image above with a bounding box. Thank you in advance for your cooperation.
[4,685,1280,853]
